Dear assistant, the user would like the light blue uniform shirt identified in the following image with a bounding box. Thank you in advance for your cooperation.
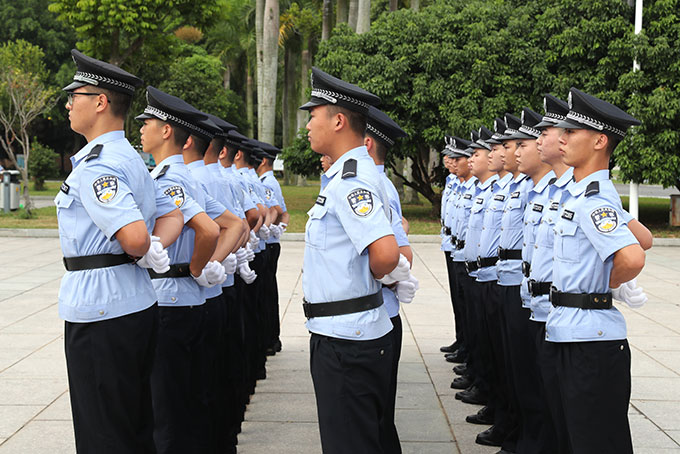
[529,168,572,321]
[150,155,225,307]
[260,170,287,245]
[463,174,499,278]
[187,160,234,293]
[233,165,265,252]
[303,147,395,340]
[377,165,410,318]
[497,174,533,286]
[451,177,478,262]
[220,165,256,214]
[440,175,458,252]
[477,173,513,282]
[546,169,638,342]
[56,131,176,323]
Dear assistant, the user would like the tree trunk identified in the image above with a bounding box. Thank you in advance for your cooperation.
[246,58,255,138]
[404,157,421,204]
[256,0,264,138]
[348,0,359,31]
[260,0,279,144]
[389,0,398,12]
[356,0,371,34]
[390,158,405,199]
[411,0,419,10]
[223,64,231,90]
[282,45,298,148]
[297,39,311,130]
[322,0,333,40]
[337,0,349,24]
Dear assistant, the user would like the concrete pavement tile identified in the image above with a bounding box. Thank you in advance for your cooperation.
[397,362,431,383]
[253,370,314,394]
[630,413,680,449]
[633,400,680,431]
[238,421,320,454]
[631,377,680,401]
[0,405,44,438]
[0,340,66,379]
[395,382,441,410]
[245,392,318,423]
[400,345,422,362]
[0,350,33,372]
[0,420,74,454]
[646,351,680,375]
[34,392,71,421]
[633,449,680,453]
[629,336,680,351]
[0,307,63,335]
[0,333,60,351]
[441,394,485,426]
[667,431,680,446]
[631,350,679,377]
[450,424,497,453]
[428,371,459,397]
[401,441,457,453]
[396,409,453,442]
[0,379,66,405]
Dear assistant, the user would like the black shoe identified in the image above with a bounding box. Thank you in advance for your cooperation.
[466,405,494,425]
[440,342,458,353]
[456,386,488,405]
[445,351,465,363]
[453,364,468,375]
[495,450,515,454]
[265,347,276,356]
[450,375,473,390]
[476,426,506,447]
[274,339,282,352]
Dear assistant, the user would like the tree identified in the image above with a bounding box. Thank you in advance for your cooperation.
[260,0,280,144]
[28,140,58,191]
[356,0,371,33]
[0,40,57,213]
[280,127,322,176]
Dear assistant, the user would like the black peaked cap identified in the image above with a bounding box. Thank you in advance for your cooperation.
[204,113,237,137]
[536,94,570,129]
[504,108,543,140]
[475,126,493,150]
[224,130,250,151]
[366,106,407,147]
[487,117,508,144]
[469,130,483,149]
[299,67,381,115]
[194,116,222,141]
[448,136,472,158]
[501,113,522,140]
[554,88,640,138]
[64,49,143,96]
[135,86,213,138]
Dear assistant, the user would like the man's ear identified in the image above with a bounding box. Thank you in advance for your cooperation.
[235,150,243,161]
[183,135,193,151]
[218,147,227,159]
[364,135,372,151]
[162,123,173,140]
[333,112,346,132]
[593,132,608,152]
[95,93,108,113]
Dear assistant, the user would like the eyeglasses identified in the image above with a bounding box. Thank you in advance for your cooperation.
[66,92,104,106]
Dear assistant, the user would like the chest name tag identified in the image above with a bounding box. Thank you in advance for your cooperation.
[494,194,506,201]
[347,188,373,216]
[549,201,559,211]
[562,209,575,220]
[92,176,118,203]
[590,207,619,233]
[510,191,520,199]
[60,182,70,195]
[464,194,472,200]
[164,185,186,208]
[316,195,326,206]
[475,198,484,204]
[533,203,544,212]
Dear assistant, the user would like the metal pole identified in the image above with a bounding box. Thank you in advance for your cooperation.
[629,0,643,219]
[2,172,10,214]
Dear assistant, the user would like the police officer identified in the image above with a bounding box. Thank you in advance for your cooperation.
[546,88,648,454]
[136,86,239,453]
[58,49,184,454]
[299,67,407,453]
[365,106,419,454]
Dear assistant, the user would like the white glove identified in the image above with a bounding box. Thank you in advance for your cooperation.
[136,235,170,273]
[270,224,282,239]
[612,279,647,309]
[238,263,257,284]
[279,222,287,232]
[221,253,238,275]
[235,247,248,266]
[258,224,271,240]
[249,230,259,248]
[379,254,412,285]
[395,275,420,303]
[245,243,255,261]
[192,261,227,287]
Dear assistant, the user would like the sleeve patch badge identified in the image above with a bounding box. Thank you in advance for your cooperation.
[164,185,186,208]
[265,188,273,200]
[92,176,118,203]
[590,207,619,233]
[347,188,374,216]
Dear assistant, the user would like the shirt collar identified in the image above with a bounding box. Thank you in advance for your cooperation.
[553,166,574,188]
[494,172,513,190]
[478,173,499,190]
[568,169,609,197]
[376,164,385,173]
[206,163,220,171]
[72,130,125,167]
[186,159,205,171]
[261,170,274,179]
[150,154,184,178]
[325,146,368,179]
[464,176,478,189]
[531,170,556,195]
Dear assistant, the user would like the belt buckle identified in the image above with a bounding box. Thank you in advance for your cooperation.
[476,256,482,268]
[465,261,471,274]
[528,279,535,296]
[549,285,558,303]
[522,261,530,277]
[497,246,503,258]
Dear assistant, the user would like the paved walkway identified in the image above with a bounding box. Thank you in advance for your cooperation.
[0,238,679,453]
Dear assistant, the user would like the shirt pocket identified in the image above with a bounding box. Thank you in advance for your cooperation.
[55,193,76,239]
[554,221,580,263]
[305,205,328,250]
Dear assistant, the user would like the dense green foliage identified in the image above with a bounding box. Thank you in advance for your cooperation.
[280,127,322,176]
[28,140,58,191]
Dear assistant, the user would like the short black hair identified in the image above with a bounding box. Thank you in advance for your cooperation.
[84,85,132,119]
[262,156,275,167]
[367,132,388,162]
[208,136,226,156]
[162,122,189,148]
[327,105,366,137]
[225,144,238,162]
[605,133,621,155]
[190,134,211,156]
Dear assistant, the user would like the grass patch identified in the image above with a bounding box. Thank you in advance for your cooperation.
[620,196,680,238]
[0,206,57,229]
[20,180,62,197]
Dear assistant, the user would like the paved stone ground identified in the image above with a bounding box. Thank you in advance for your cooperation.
[1,238,679,453]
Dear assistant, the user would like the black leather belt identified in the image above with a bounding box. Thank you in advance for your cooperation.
[477,256,498,268]
[522,261,531,277]
[528,279,552,297]
[303,291,383,318]
[452,235,458,244]
[498,247,522,260]
[148,263,191,279]
[456,239,466,250]
[465,261,479,273]
[444,226,452,235]
[550,286,613,309]
[63,253,135,271]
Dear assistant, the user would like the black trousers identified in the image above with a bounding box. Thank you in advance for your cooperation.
[151,304,209,454]
[65,304,158,454]
[459,273,489,394]
[266,243,282,348]
[453,262,476,380]
[444,252,465,351]
[380,314,403,454]
[310,332,393,454]
[203,294,229,454]
[222,285,245,445]
[547,339,633,454]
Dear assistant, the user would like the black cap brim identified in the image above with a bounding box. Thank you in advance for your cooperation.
[134,112,154,122]
[553,119,586,130]
[299,98,327,111]
[535,119,560,129]
[63,81,87,92]
[502,131,535,140]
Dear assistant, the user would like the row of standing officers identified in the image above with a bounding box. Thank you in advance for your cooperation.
[57,50,289,453]
[438,89,651,454]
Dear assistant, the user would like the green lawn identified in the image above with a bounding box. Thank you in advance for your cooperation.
[2,181,678,237]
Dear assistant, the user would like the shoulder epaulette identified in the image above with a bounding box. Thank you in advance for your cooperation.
[342,159,357,179]
[473,179,479,185]
[154,164,170,180]
[585,181,600,197]
[84,144,103,162]
[549,177,557,185]
[260,175,266,182]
